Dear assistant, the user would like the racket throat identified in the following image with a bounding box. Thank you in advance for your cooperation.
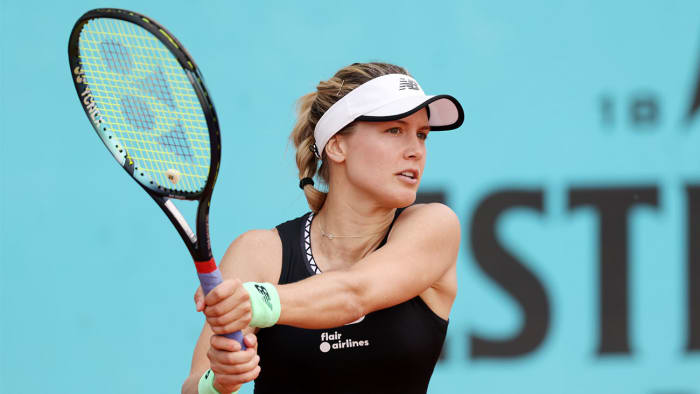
[164,199,197,243]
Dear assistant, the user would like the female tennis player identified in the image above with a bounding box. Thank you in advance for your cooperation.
[182,62,464,394]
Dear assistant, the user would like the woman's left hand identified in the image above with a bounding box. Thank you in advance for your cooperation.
[209,333,261,393]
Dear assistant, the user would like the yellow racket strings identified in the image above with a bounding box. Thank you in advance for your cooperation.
[79,17,211,194]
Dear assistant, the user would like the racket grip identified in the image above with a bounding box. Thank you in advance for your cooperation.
[195,258,247,350]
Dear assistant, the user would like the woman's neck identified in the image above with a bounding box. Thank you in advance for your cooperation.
[311,191,396,272]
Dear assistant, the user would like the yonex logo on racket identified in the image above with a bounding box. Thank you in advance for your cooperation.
[74,66,103,124]
[80,89,101,124]
[78,90,103,126]
[73,66,85,83]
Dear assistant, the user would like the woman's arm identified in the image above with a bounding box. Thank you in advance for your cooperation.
[275,203,460,328]
[198,203,458,339]
[182,230,282,393]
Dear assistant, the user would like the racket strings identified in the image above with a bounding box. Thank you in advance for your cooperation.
[139,66,176,110]
[98,40,133,74]
[156,121,195,161]
[120,95,156,130]
[78,17,210,194]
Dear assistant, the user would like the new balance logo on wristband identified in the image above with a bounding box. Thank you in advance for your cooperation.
[244,282,280,328]
[254,284,273,310]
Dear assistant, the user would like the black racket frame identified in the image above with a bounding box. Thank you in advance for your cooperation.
[68,8,222,262]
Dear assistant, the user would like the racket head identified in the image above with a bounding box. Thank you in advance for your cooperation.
[68,8,221,201]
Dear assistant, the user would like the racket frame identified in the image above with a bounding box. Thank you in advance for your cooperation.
[68,8,222,263]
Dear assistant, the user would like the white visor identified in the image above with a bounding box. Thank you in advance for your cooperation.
[312,73,464,158]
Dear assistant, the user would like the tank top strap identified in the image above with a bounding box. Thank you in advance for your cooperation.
[274,212,312,285]
[377,207,405,248]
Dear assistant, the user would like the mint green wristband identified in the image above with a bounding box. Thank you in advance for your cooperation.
[198,369,221,394]
[198,369,239,394]
[243,282,281,328]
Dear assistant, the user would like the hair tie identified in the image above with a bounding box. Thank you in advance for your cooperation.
[299,177,314,189]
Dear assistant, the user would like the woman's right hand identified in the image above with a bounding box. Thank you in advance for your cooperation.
[208,333,261,393]
[194,282,260,392]
[194,280,253,335]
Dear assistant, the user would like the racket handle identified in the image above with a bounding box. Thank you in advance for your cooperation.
[195,258,247,350]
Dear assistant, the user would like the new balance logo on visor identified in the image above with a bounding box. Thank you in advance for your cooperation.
[399,77,420,91]
[255,284,273,310]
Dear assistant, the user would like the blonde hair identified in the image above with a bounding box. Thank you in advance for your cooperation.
[290,62,410,212]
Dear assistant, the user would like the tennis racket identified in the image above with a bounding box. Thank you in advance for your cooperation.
[68,8,245,348]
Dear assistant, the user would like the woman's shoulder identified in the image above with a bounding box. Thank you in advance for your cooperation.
[388,203,460,249]
[218,211,311,283]
[396,203,460,231]
[231,228,282,250]
[219,228,283,283]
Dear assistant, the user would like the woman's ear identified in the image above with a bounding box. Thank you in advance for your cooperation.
[324,134,347,163]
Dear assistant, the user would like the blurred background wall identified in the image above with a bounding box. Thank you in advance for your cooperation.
[1,1,699,393]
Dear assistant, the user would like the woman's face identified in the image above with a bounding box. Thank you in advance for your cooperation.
[339,108,430,207]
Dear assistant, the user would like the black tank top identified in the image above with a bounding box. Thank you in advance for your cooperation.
[254,209,448,394]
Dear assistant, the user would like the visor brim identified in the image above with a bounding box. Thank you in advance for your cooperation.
[356,94,464,131]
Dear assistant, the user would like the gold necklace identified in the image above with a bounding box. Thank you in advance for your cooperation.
[319,220,387,240]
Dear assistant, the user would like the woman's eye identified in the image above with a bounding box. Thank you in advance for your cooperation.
[386,127,401,134]
[417,132,428,140]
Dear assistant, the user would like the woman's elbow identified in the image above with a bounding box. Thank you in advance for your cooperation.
[344,296,365,324]
[341,275,369,323]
